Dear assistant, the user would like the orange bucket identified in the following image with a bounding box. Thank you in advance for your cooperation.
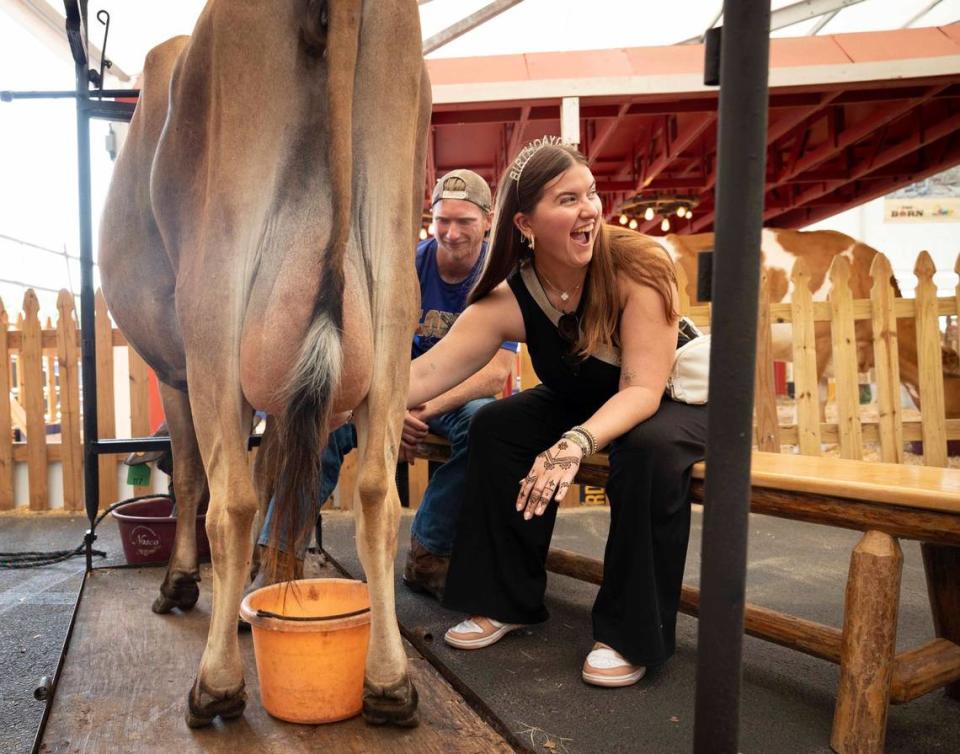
[239,578,370,724]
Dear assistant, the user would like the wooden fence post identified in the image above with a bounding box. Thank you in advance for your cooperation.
[44,316,57,424]
[828,255,863,460]
[754,266,780,451]
[95,290,118,508]
[57,291,83,511]
[21,290,48,510]
[869,254,903,464]
[914,251,947,467]
[790,259,821,455]
[0,297,12,510]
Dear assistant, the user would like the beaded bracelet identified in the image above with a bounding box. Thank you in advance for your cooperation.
[572,425,597,455]
[561,430,591,456]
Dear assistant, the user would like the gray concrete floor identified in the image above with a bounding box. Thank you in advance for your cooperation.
[0,507,957,754]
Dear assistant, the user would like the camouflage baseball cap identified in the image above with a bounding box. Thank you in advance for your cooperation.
[431,169,493,213]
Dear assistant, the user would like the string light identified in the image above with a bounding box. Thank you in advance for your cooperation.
[628,218,638,230]
[619,214,628,225]
[660,217,670,232]
[643,207,655,221]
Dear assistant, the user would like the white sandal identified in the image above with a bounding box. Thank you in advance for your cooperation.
[443,616,526,649]
[582,643,646,687]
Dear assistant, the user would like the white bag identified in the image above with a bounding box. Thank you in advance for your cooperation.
[666,323,710,405]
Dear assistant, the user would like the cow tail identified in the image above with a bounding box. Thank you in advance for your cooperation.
[265,0,362,581]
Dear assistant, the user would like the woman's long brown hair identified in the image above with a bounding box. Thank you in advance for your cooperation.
[469,142,677,356]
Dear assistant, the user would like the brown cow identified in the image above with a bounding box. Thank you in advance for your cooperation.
[99,0,429,728]
[661,229,960,419]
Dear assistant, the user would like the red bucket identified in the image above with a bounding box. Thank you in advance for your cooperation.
[111,496,211,566]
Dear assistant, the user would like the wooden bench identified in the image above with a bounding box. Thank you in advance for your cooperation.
[414,434,960,754]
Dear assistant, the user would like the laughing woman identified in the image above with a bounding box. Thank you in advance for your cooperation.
[406,137,708,687]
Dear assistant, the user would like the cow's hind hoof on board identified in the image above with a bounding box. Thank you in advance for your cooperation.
[152,573,200,614]
[362,676,419,727]
[184,678,246,728]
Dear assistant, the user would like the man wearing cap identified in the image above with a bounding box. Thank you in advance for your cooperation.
[251,170,517,600]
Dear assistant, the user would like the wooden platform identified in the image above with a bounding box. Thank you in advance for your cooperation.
[38,566,512,754]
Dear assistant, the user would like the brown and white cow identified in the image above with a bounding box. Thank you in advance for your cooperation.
[660,229,960,419]
[99,0,429,728]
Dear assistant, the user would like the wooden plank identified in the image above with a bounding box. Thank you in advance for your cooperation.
[41,566,513,754]
[545,548,843,662]
[955,253,960,356]
[920,542,960,699]
[44,316,57,424]
[519,343,539,390]
[869,254,904,463]
[790,258,822,455]
[890,638,960,704]
[332,451,358,511]
[764,296,958,324]
[128,345,152,496]
[715,451,960,514]
[831,531,902,754]
[407,458,429,511]
[95,290,118,509]
[21,290,48,511]
[914,251,948,467]
[675,262,690,316]
[828,255,863,460]
[754,266,780,452]
[0,297,12,509]
[57,291,83,511]
[775,418,960,445]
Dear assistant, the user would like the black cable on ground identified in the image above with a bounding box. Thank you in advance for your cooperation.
[0,494,166,569]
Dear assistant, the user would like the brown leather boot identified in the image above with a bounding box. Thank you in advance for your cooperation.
[401,538,449,601]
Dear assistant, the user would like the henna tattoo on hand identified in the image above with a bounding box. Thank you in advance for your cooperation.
[537,447,582,472]
[558,440,569,450]
[557,482,570,496]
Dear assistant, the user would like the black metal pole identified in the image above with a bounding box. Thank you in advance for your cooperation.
[692,2,770,752]
[74,58,101,573]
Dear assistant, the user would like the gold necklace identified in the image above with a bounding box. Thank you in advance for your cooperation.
[535,264,583,304]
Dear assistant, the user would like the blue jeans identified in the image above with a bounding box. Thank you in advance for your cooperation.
[257,397,491,558]
[411,397,493,557]
[257,423,357,557]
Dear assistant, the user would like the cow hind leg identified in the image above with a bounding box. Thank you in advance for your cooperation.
[153,382,209,614]
[183,374,258,728]
[353,390,419,727]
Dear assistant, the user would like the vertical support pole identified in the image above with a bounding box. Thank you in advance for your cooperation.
[561,96,580,148]
[74,56,100,571]
[831,531,902,754]
[693,2,770,752]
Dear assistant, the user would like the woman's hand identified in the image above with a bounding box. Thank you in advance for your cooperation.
[516,438,584,520]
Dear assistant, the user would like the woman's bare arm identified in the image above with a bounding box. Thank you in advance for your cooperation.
[408,282,524,409]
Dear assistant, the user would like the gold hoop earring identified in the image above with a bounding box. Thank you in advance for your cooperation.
[527,234,536,251]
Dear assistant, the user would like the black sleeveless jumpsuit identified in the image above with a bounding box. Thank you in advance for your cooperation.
[441,268,709,667]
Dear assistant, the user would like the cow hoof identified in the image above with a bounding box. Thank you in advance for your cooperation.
[362,676,419,728]
[152,573,200,614]
[184,678,246,728]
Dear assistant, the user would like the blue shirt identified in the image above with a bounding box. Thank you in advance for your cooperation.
[412,237,520,359]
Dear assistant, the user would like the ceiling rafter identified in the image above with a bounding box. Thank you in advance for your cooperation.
[422,0,526,55]
[691,83,950,231]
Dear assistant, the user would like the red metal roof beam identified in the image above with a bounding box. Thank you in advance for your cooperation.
[635,112,717,193]
[691,84,950,232]
[763,107,960,224]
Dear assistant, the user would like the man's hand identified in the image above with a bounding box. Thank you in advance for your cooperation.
[399,404,433,463]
